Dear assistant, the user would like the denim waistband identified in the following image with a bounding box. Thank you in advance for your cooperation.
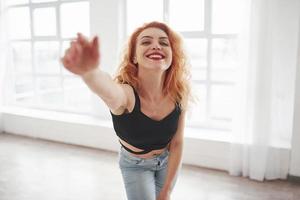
[120,146,169,161]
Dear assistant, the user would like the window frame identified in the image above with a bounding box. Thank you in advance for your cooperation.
[7,0,93,115]
[125,0,239,132]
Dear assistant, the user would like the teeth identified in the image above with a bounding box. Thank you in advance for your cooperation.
[148,54,163,59]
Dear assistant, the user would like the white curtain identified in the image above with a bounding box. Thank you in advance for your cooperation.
[0,0,8,75]
[0,0,10,131]
[229,0,300,181]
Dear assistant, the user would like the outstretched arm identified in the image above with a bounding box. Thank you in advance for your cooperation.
[61,33,130,113]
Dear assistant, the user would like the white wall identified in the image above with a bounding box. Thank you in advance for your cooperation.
[290,11,300,177]
[90,0,125,74]
[2,109,120,151]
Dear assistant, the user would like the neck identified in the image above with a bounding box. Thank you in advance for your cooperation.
[137,69,166,101]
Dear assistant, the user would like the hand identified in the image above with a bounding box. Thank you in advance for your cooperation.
[61,33,100,76]
[157,188,171,200]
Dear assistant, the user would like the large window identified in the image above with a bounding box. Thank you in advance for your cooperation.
[6,0,91,114]
[126,0,244,131]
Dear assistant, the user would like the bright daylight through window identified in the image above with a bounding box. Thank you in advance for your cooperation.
[6,0,91,114]
[127,0,243,132]
[5,0,244,135]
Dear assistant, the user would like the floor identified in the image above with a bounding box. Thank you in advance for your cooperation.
[0,133,299,200]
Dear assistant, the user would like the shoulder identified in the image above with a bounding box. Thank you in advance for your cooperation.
[110,84,135,115]
[120,84,135,103]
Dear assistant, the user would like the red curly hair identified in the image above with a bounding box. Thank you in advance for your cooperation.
[114,21,191,110]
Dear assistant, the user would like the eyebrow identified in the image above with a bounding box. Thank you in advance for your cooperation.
[140,36,169,40]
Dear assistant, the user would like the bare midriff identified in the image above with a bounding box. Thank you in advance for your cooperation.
[119,138,168,159]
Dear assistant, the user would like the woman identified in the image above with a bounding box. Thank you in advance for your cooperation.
[61,21,191,200]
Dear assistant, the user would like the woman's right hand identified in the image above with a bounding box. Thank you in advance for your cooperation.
[61,33,100,76]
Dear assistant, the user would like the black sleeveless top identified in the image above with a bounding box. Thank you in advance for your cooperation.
[110,87,181,154]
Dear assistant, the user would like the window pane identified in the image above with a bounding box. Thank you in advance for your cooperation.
[191,68,206,81]
[6,0,29,6]
[34,41,60,74]
[60,2,90,38]
[185,38,207,68]
[11,42,32,74]
[63,77,83,90]
[61,41,70,57]
[15,75,34,95]
[211,38,238,69]
[8,7,31,40]
[16,96,36,105]
[37,77,63,107]
[33,7,57,36]
[169,0,204,31]
[185,39,207,81]
[63,77,92,111]
[64,89,92,111]
[210,85,234,119]
[36,77,61,91]
[211,69,237,82]
[188,84,207,123]
[127,0,163,35]
[212,0,244,34]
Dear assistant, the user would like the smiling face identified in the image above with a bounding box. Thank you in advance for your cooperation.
[134,27,172,72]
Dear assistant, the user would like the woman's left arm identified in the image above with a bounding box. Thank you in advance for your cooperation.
[158,111,186,199]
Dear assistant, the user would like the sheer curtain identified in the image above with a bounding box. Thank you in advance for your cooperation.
[0,0,8,131]
[229,0,300,181]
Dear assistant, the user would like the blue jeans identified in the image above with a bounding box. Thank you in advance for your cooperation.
[118,147,176,200]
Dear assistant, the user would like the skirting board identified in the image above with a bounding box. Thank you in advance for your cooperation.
[288,175,300,184]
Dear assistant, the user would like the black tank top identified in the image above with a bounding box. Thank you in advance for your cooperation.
[110,87,181,154]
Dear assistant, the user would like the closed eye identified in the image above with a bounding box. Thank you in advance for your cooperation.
[140,39,169,47]
[160,41,169,46]
[141,41,151,45]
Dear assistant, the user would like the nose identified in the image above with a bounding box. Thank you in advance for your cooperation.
[151,42,161,50]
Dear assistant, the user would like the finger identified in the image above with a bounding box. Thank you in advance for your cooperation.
[72,41,83,57]
[69,42,78,59]
[92,36,99,50]
[61,55,71,68]
[64,47,72,57]
[73,43,83,63]
[91,36,100,59]
[73,42,82,56]
[77,33,89,47]
[63,57,81,75]
[70,40,76,47]
[65,46,74,62]
[71,45,81,65]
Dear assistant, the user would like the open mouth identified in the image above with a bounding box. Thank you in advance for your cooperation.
[146,52,165,60]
